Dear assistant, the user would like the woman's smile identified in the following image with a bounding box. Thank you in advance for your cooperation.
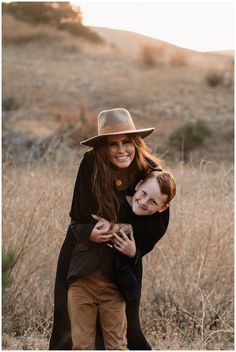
[115,154,130,163]
[116,155,128,160]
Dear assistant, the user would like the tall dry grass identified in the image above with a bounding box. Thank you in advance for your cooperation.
[142,161,234,349]
[2,156,234,350]
[2,154,78,349]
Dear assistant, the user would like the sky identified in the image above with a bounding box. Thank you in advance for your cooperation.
[71,0,234,52]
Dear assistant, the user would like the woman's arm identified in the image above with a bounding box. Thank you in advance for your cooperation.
[91,214,136,254]
[69,152,114,245]
[69,151,95,222]
[91,208,170,260]
[69,151,99,245]
[111,207,169,262]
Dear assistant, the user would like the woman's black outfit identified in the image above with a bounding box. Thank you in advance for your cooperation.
[49,150,169,350]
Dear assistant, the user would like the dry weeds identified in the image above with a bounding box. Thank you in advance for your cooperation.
[139,44,189,68]
[2,155,234,350]
[142,161,234,350]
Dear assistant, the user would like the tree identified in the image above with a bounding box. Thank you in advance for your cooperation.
[3,2,83,26]
[3,2,102,43]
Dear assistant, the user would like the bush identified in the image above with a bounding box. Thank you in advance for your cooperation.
[2,249,16,290]
[205,70,224,87]
[140,43,165,68]
[169,120,211,161]
[2,96,19,111]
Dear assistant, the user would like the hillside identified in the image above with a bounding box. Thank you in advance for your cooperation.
[2,13,234,165]
[93,26,233,65]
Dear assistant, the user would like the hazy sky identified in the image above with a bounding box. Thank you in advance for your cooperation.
[71,0,234,52]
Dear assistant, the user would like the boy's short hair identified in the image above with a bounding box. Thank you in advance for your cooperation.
[143,169,176,204]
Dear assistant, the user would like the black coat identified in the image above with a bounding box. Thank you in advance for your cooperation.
[49,150,169,350]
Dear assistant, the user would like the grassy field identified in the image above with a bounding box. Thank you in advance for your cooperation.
[2,155,234,350]
[2,10,234,350]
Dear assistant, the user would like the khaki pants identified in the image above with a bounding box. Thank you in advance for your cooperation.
[68,269,127,350]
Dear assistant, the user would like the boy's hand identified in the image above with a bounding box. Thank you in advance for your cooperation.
[113,230,136,258]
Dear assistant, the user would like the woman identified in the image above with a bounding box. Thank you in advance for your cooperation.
[49,108,169,350]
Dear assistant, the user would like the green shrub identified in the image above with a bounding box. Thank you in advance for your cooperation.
[2,249,16,290]
[169,120,211,160]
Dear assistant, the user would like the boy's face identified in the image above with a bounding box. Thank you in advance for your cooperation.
[132,177,169,216]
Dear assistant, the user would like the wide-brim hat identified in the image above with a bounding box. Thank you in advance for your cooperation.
[80,108,155,147]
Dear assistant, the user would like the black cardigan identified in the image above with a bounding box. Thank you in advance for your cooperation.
[49,150,169,350]
[69,150,168,255]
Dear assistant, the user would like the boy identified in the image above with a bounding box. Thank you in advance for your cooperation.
[111,169,176,301]
[68,169,176,349]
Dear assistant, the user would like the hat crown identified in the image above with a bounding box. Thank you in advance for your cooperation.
[80,107,155,147]
[98,108,136,134]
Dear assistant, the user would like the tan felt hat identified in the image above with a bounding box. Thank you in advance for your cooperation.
[80,108,155,147]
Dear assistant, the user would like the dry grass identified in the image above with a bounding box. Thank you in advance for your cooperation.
[139,43,167,67]
[2,155,77,349]
[142,161,234,349]
[139,44,189,68]
[205,66,234,88]
[169,49,189,67]
[2,155,234,350]
[2,13,60,45]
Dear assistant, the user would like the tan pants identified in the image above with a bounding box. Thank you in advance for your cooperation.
[68,269,127,350]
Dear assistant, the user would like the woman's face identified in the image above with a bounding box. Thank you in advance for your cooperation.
[107,134,135,168]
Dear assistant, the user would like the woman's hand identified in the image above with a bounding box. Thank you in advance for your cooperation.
[113,229,136,258]
[90,214,113,243]
[91,214,111,233]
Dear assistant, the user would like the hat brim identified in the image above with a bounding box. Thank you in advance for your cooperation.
[80,128,155,147]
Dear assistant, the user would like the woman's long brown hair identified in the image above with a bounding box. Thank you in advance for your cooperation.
[92,134,161,223]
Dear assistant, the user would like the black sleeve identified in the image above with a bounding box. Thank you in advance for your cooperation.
[131,207,170,263]
[69,151,98,245]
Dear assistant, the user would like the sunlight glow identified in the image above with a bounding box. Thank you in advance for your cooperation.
[70,1,234,52]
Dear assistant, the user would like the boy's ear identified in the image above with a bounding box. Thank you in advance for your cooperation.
[158,203,169,213]
[135,180,143,191]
